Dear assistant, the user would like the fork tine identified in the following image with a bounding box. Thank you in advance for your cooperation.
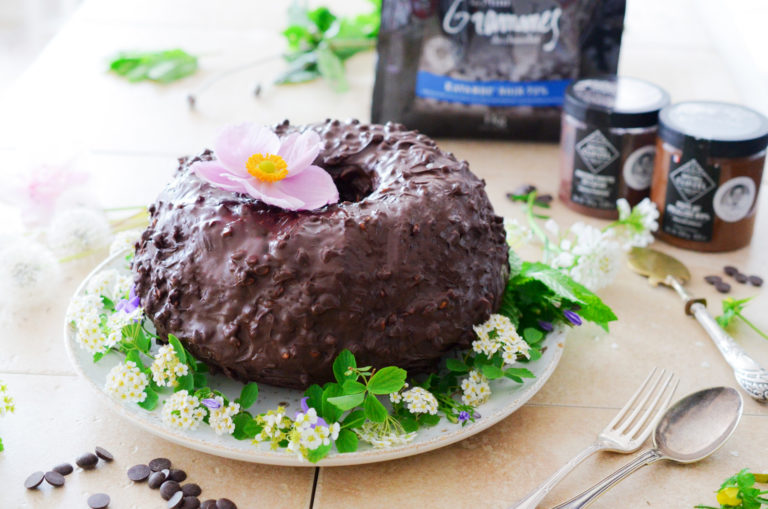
[605,367,658,430]
[626,372,678,440]
[613,368,666,433]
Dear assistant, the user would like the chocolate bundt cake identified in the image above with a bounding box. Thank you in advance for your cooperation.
[133,119,508,389]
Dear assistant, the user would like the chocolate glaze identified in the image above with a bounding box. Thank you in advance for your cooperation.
[133,119,508,389]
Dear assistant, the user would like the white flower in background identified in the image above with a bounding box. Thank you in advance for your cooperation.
[544,218,560,236]
[0,240,61,305]
[162,390,206,431]
[86,269,120,301]
[109,229,143,256]
[0,382,15,416]
[355,421,416,449]
[116,275,134,300]
[66,294,103,324]
[473,314,527,364]
[550,238,576,269]
[502,340,531,364]
[402,387,438,415]
[150,345,189,387]
[75,310,118,354]
[503,218,532,248]
[286,406,341,457]
[294,407,319,429]
[567,223,622,291]
[206,396,241,436]
[46,207,111,258]
[256,407,290,444]
[104,361,148,403]
[106,307,142,331]
[461,370,491,407]
[315,422,341,446]
[614,198,659,249]
[389,391,402,404]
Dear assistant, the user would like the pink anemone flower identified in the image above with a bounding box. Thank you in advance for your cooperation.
[191,123,339,211]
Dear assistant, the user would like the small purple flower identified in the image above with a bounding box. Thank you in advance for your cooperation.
[473,412,481,419]
[300,396,309,413]
[116,285,141,314]
[201,398,221,410]
[458,411,470,423]
[538,320,554,332]
[563,309,583,326]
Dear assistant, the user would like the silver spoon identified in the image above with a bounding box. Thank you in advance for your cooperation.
[552,386,743,509]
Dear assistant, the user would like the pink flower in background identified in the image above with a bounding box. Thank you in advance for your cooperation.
[191,123,338,211]
[1,162,91,227]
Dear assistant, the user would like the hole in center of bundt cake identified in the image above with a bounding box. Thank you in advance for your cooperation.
[325,164,377,203]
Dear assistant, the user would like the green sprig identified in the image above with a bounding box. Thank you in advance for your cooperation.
[695,469,768,509]
[108,49,198,83]
[717,297,768,341]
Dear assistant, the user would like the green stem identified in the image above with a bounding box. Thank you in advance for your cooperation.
[524,193,558,264]
[737,312,768,340]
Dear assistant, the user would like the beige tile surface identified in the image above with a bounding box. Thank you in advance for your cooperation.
[0,373,315,508]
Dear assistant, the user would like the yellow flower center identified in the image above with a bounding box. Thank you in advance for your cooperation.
[246,153,288,182]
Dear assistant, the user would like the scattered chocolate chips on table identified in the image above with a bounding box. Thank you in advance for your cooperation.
[127,464,152,482]
[182,496,202,509]
[24,471,45,489]
[715,282,732,294]
[704,275,722,285]
[53,462,74,476]
[734,273,749,284]
[160,480,182,500]
[216,498,237,509]
[181,483,202,497]
[167,491,185,509]
[507,184,536,199]
[201,500,217,509]
[749,275,763,287]
[724,265,739,276]
[169,468,187,482]
[44,470,65,487]
[149,471,167,489]
[76,452,99,470]
[150,457,173,471]
[95,446,114,462]
[87,493,111,509]
[535,193,553,206]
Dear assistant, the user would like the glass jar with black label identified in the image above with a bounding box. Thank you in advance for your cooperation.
[650,101,768,252]
[559,76,670,219]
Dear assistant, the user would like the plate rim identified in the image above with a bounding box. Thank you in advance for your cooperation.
[64,250,566,467]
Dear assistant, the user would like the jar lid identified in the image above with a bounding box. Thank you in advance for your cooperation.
[659,101,768,158]
[564,76,670,128]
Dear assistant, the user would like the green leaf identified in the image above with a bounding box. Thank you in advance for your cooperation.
[243,419,262,439]
[341,379,366,395]
[108,49,198,84]
[193,373,208,390]
[445,358,470,373]
[232,412,256,440]
[523,327,544,345]
[236,382,259,410]
[327,392,365,411]
[305,384,324,412]
[363,394,388,423]
[504,367,535,379]
[341,409,366,429]
[93,352,106,363]
[137,386,158,411]
[308,6,337,32]
[480,364,504,380]
[321,384,344,422]
[135,328,151,353]
[333,350,357,384]
[167,335,187,364]
[125,349,143,368]
[306,443,332,463]
[399,414,419,433]
[315,44,348,92]
[334,429,359,453]
[367,366,407,395]
[0,437,4,452]
[101,296,116,312]
[527,348,542,361]
[418,413,440,427]
[508,249,523,279]
[175,373,194,393]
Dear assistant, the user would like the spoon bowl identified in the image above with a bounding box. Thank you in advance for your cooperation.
[655,386,743,463]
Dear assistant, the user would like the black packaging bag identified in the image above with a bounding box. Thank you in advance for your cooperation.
[371,0,626,140]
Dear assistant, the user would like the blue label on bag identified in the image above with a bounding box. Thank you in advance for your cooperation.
[415,71,570,107]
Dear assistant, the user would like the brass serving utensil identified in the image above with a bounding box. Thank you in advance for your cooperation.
[628,247,768,402]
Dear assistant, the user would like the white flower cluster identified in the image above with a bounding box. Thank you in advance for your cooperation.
[86,268,132,302]
[206,396,241,436]
[151,345,189,388]
[0,382,15,416]
[287,407,341,458]
[104,361,148,403]
[460,370,491,407]
[401,387,438,415]
[74,308,120,354]
[355,421,416,449]
[255,407,291,446]
[47,207,111,258]
[615,198,659,249]
[162,390,206,431]
[472,314,530,363]
[388,382,408,404]
[109,229,143,256]
[503,218,533,249]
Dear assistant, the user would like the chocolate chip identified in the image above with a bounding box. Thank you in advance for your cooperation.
[76,452,99,470]
[150,457,172,471]
[216,499,237,509]
[161,480,182,500]
[167,491,184,509]
[148,471,167,489]
[749,275,763,287]
[182,496,202,509]
[24,471,45,489]
[716,282,732,294]
[724,265,739,276]
[535,193,553,205]
[181,483,202,497]
[168,469,187,482]
[52,463,73,476]
[734,273,748,284]
[507,184,536,198]
[44,470,65,487]
[127,464,152,482]
[704,275,721,285]
[87,493,111,509]
[201,500,217,509]
[95,447,114,462]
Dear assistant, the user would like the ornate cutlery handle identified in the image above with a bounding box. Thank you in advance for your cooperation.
[511,442,603,509]
[667,276,768,402]
[551,449,662,509]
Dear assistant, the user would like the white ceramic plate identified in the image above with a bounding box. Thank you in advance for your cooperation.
[65,251,566,467]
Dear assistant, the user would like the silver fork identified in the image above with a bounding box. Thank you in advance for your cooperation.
[510,368,678,509]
